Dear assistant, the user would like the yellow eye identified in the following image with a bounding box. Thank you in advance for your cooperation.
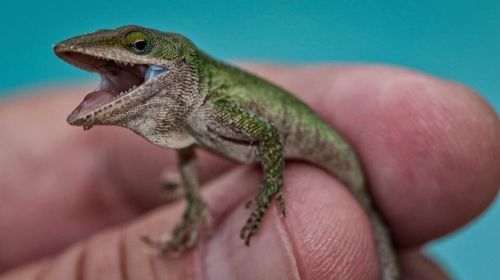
[124,31,150,54]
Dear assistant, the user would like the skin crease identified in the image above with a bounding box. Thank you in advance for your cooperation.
[0,64,499,279]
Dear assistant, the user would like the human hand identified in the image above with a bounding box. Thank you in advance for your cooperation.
[1,65,499,279]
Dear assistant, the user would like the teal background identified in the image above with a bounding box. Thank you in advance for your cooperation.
[1,1,498,278]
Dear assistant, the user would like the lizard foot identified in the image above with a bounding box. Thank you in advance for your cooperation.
[240,200,269,246]
[240,181,285,245]
[141,199,212,256]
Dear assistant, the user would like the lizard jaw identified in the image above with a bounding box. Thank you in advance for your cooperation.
[55,51,167,128]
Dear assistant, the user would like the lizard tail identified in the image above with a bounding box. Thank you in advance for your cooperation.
[338,166,400,279]
[367,206,400,280]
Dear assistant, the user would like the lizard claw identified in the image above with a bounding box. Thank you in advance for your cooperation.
[141,221,199,256]
[277,191,286,218]
[240,201,269,246]
[140,235,183,257]
[244,199,253,209]
[240,189,287,245]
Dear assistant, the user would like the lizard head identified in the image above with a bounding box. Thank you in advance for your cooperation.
[54,25,201,146]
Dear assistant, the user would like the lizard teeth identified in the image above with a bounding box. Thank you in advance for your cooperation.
[117,85,138,98]
[115,60,135,67]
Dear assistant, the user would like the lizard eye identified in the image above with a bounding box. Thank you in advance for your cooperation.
[124,31,150,54]
[132,40,147,51]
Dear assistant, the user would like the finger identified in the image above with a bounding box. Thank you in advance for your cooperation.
[203,164,379,280]
[244,64,500,246]
[1,163,380,280]
[0,164,453,280]
[2,65,499,270]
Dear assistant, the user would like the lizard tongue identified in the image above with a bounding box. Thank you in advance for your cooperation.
[67,90,114,123]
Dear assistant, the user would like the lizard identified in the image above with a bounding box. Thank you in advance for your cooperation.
[53,25,399,279]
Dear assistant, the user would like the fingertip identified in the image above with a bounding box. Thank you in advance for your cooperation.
[203,166,302,280]
[355,71,500,246]
[245,63,499,250]
[282,164,379,279]
[293,66,500,246]
[204,164,379,280]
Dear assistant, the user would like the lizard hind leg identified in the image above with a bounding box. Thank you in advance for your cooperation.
[240,179,284,245]
[208,101,286,247]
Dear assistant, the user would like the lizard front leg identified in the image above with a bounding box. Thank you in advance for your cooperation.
[211,100,286,246]
[142,147,212,255]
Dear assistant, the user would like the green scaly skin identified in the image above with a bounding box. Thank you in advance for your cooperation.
[54,25,399,279]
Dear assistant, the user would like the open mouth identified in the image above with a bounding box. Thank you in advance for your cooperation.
[56,51,167,123]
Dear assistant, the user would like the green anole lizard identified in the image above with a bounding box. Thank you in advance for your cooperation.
[54,25,399,279]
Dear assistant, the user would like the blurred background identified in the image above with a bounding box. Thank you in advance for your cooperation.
[0,1,498,278]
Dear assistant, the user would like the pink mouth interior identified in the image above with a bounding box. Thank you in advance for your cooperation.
[66,61,147,122]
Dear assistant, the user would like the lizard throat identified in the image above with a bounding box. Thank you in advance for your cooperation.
[59,52,167,125]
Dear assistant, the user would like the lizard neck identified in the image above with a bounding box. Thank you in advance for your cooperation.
[196,50,222,94]
[195,50,249,97]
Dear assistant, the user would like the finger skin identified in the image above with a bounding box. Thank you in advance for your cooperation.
[0,65,498,275]
[1,165,450,280]
[0,164,378,280]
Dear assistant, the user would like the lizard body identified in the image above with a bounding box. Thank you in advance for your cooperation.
[54,25,399,279]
